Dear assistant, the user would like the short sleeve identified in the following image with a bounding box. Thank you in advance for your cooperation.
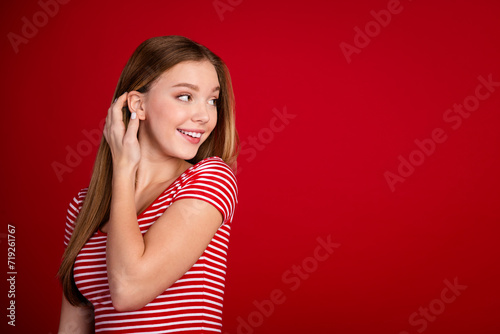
[172,157,238,225]
[63,188,88,248]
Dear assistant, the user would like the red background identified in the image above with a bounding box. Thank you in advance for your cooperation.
[1,0,499,333]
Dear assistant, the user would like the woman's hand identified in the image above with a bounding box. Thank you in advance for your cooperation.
[103,92,141,173]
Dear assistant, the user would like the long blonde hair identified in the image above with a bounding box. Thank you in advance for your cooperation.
[58,35,239,306]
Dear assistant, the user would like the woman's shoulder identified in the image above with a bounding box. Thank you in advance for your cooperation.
[189,156,237,179]
[173,156,238,223]
[63,187,89,246]
[66,187,89,213]
[74,187,89,203]
[66,187,89,203]
[177,156,238,193]
[194,156,226,167]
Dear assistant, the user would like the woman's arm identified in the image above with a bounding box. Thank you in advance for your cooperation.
[107,192,222,311]
[58,293,94,334]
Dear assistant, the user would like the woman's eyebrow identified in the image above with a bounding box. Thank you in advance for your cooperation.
[172,83,220,92]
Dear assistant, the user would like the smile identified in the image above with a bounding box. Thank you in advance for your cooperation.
[177,129,203,138]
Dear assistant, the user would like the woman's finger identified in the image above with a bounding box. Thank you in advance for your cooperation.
[103,109,111,143]
[123,112,140,146]
[107,92,128,143]
[110,92,128,124]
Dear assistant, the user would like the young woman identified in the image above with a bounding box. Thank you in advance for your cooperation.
[58,35,239,333]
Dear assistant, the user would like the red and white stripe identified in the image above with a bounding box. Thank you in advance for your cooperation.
[63,157,238,333]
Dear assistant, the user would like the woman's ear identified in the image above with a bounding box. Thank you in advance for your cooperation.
[127,91,147,120]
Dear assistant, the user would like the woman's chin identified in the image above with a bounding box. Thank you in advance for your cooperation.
[175,149,198,161]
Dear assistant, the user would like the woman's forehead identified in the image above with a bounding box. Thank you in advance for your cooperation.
[157,61,219,87]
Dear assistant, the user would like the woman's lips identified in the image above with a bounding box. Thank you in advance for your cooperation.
[177,129,204,144]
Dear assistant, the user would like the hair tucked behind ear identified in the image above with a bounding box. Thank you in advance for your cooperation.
[58,35,239,306]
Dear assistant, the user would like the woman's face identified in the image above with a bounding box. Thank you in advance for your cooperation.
[138,60,219,161]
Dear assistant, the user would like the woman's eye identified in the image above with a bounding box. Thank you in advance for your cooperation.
[178,94,191,102]
[209,98,218,106]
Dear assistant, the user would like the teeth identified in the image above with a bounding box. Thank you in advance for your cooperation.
[179,129,201,138]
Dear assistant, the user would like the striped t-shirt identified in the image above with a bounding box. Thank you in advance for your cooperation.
[63,156,238,333]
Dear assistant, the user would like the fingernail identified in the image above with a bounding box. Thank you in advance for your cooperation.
[131,112,137,120]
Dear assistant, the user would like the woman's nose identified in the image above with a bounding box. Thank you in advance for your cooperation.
[192,103,210,123]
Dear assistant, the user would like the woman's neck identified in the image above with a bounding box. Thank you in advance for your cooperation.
[134,154,191,193]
